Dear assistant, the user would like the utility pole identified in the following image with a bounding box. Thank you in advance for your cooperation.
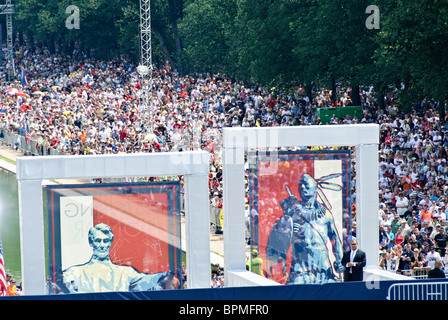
[0,0,14,82]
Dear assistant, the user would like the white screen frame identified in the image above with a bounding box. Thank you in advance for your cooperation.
[222,124,380,287]
[16,151,210,295]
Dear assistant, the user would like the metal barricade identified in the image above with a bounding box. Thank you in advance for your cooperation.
[0,130,63,156]
[411,269,429,280]
[210,206,222,228]
[387,282,448,300]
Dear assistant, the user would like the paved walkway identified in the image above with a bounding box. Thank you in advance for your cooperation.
[0,143,225,267]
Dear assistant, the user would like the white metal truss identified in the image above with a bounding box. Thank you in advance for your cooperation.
[0,0,14,81]
[140,0,152,69]
[139,0,153,132]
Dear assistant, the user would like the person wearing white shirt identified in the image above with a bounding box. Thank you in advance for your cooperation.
[426,247,442,269]
[395,193,409,217]
[395,163,407,178]
[433,131,443,146]
[386,250,399,272]
[379,164,388,179]
[410,134,421,149]
[433,207,447,222]
[409,167,419,182]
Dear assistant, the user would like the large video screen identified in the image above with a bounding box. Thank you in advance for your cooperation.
[46,181,182,294]
[248,150,352,284]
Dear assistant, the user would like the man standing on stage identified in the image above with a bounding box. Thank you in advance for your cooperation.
[341,240,366,281]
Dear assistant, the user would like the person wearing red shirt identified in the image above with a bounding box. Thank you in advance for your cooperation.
[119,127,127,141]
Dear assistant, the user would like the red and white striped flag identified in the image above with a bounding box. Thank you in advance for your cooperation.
[0,235,7,296]
[25,123,32,145]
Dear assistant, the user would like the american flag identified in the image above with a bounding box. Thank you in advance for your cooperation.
[25,122,32,145]
[0,233,7,296]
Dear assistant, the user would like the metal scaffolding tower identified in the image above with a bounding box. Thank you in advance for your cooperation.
[0,0,14,82]
[137,0,153,133]
[139,0,152,70]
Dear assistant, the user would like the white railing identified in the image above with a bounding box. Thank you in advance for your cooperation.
[210,206,222,229]
[387,281,448,300]
[0,130,63,156]
[411,269,428,280]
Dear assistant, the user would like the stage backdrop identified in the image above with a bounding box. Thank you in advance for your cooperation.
[46,181,182,294]
[248,150,352,284]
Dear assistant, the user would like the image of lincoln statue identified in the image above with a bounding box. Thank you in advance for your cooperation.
[62,223,172,293]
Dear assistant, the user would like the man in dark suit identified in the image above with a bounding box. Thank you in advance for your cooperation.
[341,240,366,281]
[427,261,446,279]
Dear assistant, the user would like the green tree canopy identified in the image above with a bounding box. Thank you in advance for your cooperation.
[9,0,448,119]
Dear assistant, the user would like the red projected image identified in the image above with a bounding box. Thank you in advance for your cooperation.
[46,182,182,294]
[93,191,172,275]
[248,151,352,285]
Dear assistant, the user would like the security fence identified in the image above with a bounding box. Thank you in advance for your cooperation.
[210,206,222,229]
[411,269,429,280]
[387,281,448,300]
[0,130,63,156]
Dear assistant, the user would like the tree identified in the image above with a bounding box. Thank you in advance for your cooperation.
[150,0,185,71]
[12,0,448,121]
[15,0,127,59]
[14,0,187,68]
[179,0,236,74]
[374,0,448,119]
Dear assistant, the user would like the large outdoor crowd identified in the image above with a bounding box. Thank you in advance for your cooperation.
[373,101,448,277]
[1,44,448,294]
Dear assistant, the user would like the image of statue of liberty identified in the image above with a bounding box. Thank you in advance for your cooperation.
[266,173,345,284]
[60,223,173,293]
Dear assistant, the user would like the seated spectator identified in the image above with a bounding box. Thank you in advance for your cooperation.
[427,260,445,278]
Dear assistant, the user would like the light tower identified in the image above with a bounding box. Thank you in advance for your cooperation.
[0,0,15,82]
[138,0,153,133]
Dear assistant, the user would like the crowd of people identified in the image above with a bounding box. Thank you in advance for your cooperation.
[2,273,22,296]
[375,107,448,278]
[1,43,448,293]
